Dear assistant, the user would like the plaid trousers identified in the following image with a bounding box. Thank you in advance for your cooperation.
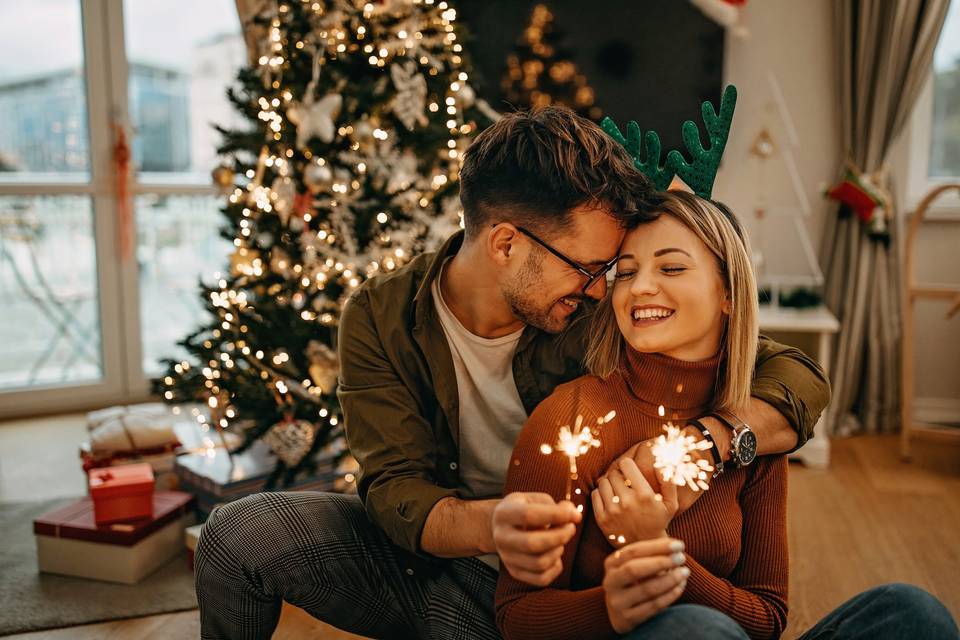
[195,491,501,640]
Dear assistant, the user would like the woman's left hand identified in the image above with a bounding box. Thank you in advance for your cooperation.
[592,458,679,548]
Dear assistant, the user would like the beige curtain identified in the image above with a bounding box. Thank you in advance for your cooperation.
[821,0,949,436]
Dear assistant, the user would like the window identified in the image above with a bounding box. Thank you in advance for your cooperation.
[0,1,241,415]
[124,0,243,376]
[930,1,960,178]
[898,2,960,213]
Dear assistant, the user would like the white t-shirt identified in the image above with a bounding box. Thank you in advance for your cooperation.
[432,261,528,569]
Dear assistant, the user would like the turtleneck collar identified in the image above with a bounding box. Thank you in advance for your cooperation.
[620,347,721,421]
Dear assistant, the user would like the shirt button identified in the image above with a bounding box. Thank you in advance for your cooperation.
[405,568,415,576]
[449,462,458,470]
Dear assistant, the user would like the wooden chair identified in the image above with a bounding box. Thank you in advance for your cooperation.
[900,184,960,460]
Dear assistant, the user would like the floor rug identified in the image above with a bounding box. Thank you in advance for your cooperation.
[0,498,197,636]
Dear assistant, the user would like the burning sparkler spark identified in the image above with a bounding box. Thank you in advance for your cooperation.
[650,422,714,492]
[541,411,616,500]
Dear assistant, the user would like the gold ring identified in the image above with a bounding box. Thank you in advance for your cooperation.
[624,479,633,488]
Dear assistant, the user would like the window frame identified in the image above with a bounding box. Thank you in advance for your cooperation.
[897,71,960,220]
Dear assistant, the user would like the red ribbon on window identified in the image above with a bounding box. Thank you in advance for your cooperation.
[113,123,133,261]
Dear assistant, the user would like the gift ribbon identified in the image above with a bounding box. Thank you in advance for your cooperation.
[113,122,133,262]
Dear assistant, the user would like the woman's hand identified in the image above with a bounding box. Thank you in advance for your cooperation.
[592,457,679,547]
[603,537,689,634]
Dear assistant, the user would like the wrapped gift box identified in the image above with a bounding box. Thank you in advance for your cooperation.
[34,491,195,584]
[88,463,154,524]
[80,412,243,490]
[175,439,342,519]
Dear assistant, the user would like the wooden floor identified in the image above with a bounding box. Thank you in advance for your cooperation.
[2,412,958,639]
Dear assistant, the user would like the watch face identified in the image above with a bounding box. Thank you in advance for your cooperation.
[737,430,758,465]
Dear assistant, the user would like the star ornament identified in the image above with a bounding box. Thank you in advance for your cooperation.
[287,93,342,148]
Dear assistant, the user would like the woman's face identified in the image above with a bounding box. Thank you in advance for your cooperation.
[612,214,729,361]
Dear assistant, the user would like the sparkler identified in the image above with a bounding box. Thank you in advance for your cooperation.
[541,411,616,501]
[650,421,714,492]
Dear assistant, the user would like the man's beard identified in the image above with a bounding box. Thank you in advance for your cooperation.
[502,252,576,334]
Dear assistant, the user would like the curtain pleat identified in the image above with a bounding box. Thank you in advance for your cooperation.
[822,0,949,436]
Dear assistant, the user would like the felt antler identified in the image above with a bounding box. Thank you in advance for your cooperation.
[665,85,738,199]
[600,118,674,191]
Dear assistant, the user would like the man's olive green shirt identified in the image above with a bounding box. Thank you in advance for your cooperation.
[337,231,830,560]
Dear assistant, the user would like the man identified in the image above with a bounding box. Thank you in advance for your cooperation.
[196,106,829,639]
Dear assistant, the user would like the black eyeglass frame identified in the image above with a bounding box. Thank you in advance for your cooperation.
[491,223,620,294]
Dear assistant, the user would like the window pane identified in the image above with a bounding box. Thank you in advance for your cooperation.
[0,1,89,180]
[930,1,960,178]
[123,0,246,181]
[137,194,232,376]
[0,196,102,389]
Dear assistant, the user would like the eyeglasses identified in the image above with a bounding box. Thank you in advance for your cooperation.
[491,224,620,294]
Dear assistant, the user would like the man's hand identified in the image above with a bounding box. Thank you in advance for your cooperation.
[492,492,581,587]
[603,537,689,634]
[592,458,679,547]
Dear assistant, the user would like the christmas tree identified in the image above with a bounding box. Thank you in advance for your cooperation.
[154,0,493,484]
[501,4,600,119]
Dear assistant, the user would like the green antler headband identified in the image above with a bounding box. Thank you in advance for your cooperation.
[601,84,738,199]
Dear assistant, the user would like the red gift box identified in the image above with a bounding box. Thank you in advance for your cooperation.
[88,463,155,524]
[33,491,195,584]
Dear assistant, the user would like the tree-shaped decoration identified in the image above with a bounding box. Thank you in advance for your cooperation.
[153,0,493,485]
[500,4,601,119]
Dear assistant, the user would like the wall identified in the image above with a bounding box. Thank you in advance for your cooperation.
[713,0,839,288]
[456,0,724,151]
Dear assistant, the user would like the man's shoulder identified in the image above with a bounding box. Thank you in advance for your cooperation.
[348,250,434,313]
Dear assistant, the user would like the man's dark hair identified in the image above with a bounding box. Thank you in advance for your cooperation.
[459,105,655,239]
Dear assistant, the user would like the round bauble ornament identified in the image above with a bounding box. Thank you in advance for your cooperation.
[211,164,235,194]
[304,163,333,194]
[263,417,316,467]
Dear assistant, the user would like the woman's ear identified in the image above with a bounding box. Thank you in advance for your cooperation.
[720,290,732,316]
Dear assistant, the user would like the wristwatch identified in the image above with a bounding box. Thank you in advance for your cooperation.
[685,418,724,478]
[710,411,757,469]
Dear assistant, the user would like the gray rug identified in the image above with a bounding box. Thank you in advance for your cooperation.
[0,498,198,636]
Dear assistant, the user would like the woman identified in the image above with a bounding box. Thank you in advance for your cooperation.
[495,189,785,640]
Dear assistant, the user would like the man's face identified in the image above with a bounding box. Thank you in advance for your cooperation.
[501,205,625,333]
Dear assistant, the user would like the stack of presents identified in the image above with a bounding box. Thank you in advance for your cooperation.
[32,403,350,584]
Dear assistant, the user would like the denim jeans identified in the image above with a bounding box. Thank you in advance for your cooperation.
[622,583,958,640]
[796,583,958,640]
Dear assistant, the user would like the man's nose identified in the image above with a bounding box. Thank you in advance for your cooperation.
[584,276,607,301]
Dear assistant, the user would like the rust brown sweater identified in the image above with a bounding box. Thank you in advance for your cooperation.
[495,349,788,640]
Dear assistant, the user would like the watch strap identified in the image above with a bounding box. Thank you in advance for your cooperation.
[709,411,746,469]
[686,417,723,477]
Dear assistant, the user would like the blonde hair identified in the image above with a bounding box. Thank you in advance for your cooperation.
[584,190,759,413]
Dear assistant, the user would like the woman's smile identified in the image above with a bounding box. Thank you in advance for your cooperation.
[630,305,676,326]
